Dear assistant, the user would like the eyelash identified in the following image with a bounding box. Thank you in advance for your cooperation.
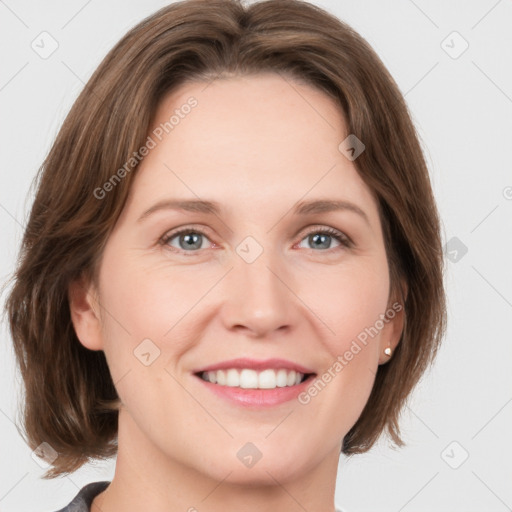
[159,225,352,256]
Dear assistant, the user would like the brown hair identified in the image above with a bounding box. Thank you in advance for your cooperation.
[3,0,446,478]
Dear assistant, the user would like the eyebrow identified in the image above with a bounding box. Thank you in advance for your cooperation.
[137,198,370,225]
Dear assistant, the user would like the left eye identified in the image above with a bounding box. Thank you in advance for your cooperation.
[296,228,350,251]
[160,227,351,254]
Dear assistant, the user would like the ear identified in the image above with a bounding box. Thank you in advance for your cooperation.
[68,272,104,351]
[378,281,408,365]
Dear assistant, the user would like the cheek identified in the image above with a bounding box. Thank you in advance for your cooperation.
[299,256,390,353]
[98,250,200,335]
[96,252,214,384]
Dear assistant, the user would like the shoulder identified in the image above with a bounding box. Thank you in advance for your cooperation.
[53,481,110,512]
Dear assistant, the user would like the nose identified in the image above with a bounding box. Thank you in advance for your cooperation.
[220,248,298,338]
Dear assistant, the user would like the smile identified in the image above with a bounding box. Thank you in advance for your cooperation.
[193,371,317,408]
[197,368,313,389]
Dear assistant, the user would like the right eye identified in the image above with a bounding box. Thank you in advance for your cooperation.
[160,227,214,254]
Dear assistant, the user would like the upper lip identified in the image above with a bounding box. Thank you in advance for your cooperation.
[193,358,316,375]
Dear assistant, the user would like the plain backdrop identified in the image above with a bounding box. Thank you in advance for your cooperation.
[0,1,511,511]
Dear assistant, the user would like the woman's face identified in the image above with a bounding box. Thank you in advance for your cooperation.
[71,72,403,485]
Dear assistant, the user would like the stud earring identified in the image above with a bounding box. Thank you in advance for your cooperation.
[384,347,392,356]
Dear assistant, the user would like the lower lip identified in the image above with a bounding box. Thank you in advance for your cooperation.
[194,374,316,408]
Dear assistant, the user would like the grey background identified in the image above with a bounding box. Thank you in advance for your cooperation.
[1,1,511,511]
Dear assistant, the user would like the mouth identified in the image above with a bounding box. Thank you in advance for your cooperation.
[191,359,318,408]
[194,368,316,389]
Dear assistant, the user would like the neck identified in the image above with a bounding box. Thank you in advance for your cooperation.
[92,407,340,512]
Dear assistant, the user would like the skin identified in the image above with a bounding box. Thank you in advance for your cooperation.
[69,72,404,512]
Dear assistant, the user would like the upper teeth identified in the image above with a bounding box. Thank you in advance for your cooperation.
[200,369,305,389]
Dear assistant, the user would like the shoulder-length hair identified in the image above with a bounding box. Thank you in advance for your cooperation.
[3,0,446,478]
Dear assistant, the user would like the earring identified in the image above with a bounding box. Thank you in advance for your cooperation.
[384,347,392,356]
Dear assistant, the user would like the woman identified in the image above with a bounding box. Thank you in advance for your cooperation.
[4,0,446,510]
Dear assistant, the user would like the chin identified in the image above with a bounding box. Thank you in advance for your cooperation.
[201,447,315,487]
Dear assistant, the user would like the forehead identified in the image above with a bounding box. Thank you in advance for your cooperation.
[123,72,379,226]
